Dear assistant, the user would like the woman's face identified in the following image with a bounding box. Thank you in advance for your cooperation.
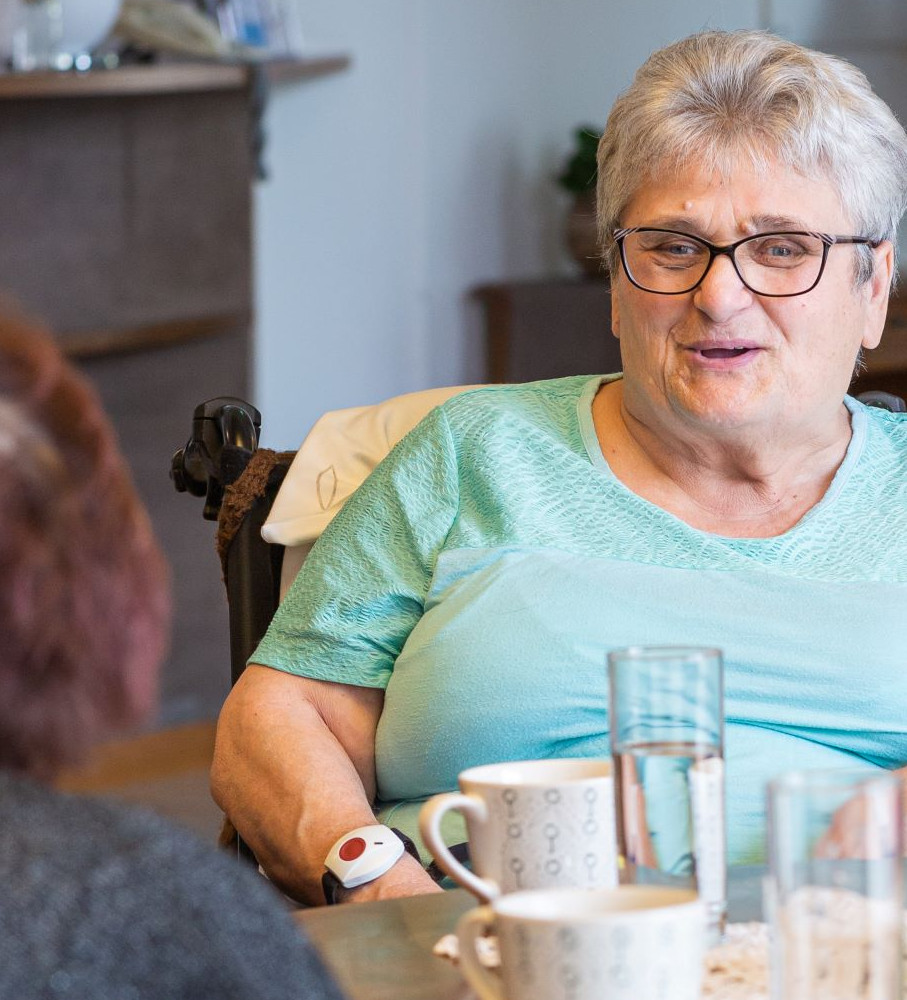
[611,160,893,439]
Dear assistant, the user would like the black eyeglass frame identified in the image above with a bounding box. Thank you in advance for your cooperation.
[612,227,882,298]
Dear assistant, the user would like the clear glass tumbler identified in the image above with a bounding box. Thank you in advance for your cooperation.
[608,645,726,940]
[765,768,904,1000]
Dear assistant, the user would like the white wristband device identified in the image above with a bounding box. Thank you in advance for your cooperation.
[323,824,409,898]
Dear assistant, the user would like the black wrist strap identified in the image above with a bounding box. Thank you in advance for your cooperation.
[322,827,421,905]
[392,828,421,865]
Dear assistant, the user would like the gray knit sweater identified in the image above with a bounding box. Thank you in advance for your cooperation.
[0,772,346,1000]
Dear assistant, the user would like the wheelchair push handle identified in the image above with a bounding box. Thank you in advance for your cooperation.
[171,397,262,520]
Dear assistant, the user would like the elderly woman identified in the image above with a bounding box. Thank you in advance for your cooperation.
[0,312,344,997]
[212,29,907,905]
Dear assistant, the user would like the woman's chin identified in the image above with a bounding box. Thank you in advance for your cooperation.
[669,381,777,433]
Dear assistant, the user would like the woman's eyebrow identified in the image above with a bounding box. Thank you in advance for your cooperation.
[745,214,810,232]
[635,216,701,232]
[628,214,814,239]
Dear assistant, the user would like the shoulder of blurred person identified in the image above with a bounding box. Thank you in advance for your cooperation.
[0,770,345,1000]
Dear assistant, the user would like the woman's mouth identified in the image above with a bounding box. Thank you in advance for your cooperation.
[686,342,763,366]
[700,346,752,359]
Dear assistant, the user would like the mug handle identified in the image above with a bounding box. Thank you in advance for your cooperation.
[456,905,503,1000]
[418,792,500,902]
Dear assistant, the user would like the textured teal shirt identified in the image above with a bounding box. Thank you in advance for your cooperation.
[253,375,907,863]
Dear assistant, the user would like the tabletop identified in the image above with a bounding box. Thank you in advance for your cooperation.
[296,867,766,1000]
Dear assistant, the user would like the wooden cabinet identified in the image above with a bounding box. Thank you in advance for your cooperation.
[0,59,345,726]
[857,295,907,401]
[474,278,907,401]
[474,279,619,383]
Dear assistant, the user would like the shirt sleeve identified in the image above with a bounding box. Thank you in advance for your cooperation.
[251,404,460,688]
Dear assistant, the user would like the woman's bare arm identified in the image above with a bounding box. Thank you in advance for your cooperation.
[210,664,439,904]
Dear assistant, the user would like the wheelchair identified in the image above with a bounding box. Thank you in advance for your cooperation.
[171,385,906,861]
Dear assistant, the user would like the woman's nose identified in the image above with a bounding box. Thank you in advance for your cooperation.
[692,253,753,320]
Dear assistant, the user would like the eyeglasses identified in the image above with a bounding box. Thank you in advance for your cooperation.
[612,228,881,297]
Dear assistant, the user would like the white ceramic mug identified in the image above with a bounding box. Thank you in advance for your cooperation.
[418,758,617,902]
[457,885,706,1000]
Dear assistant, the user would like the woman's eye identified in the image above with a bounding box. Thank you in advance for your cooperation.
[646,240,701,258]
[747,237,814,262]
[651,240,698,255]
[632,233,707,267]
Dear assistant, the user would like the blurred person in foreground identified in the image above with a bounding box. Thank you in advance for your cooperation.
[213,29,907,904]
[0,311,346,1000]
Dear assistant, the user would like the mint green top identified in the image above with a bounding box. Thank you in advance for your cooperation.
[253,376,907,864]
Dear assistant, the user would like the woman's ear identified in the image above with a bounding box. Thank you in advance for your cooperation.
[611,287,621,340]
[861,240,894,351]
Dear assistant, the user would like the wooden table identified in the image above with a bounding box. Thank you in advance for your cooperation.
[297,868,766,1000]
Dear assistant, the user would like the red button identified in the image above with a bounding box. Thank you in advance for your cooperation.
[338,836,367,861]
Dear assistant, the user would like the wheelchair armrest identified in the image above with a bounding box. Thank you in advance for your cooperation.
[220,457,290,686]
[171,398,293,684]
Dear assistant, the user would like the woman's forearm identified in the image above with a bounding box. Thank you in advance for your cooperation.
[211,665,436,904]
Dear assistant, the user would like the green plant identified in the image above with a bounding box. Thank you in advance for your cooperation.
[556,125,601,194]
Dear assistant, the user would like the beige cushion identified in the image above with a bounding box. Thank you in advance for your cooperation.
[262,385,483,597]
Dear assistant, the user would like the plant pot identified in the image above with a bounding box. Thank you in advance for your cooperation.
[565,190,605,279]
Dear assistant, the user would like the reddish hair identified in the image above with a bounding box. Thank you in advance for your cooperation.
[0,310,171,778]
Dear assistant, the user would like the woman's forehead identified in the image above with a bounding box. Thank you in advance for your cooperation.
[621,158,848,232]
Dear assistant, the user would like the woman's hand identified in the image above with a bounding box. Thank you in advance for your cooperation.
[342,853,443,903]
[621,757,658,868]
[815,766,907,860]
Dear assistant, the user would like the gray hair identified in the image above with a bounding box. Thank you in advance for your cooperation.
[597,30,907,285]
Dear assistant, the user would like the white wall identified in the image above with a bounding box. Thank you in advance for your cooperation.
[254,1,765,448]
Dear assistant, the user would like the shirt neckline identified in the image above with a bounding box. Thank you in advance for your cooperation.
[575,375,867,542]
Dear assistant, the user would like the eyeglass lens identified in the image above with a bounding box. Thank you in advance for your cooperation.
[622,230,827,295]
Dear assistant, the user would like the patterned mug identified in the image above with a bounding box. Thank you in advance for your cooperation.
[419,758,617,902]
[457,885,705,1000]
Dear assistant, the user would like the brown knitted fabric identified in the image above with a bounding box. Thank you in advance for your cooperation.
[215,448,296,581]
[214,447,294,859]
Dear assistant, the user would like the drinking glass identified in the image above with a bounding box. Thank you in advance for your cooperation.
[12,0,63,70]
[765,768,904,1000]
[608,645,726,939]
[11,0,121,72]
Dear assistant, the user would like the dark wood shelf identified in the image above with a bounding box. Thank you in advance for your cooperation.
[58,312,251,360]
[263,54,351,84]
[0,54,350,99]
[0,50,349,724]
